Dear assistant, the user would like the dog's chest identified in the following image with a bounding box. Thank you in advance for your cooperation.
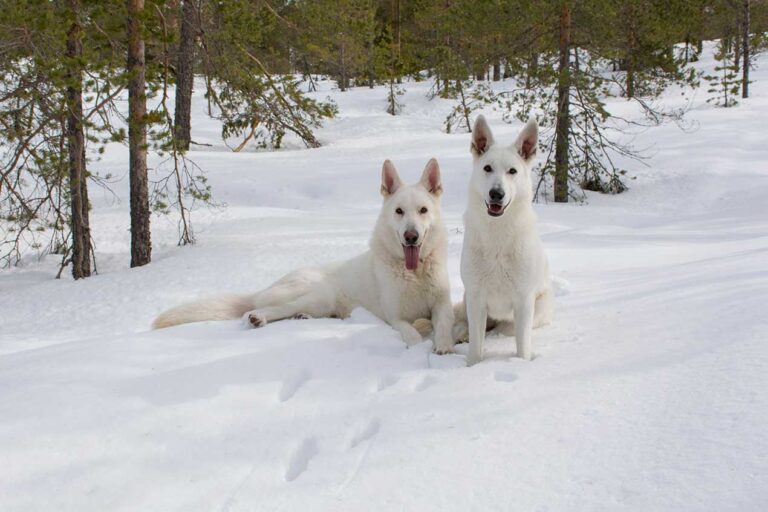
[463,233,536,311]
[470,247,526,319]
[470,237,526,280]
[398,289,432,320]
[389,263,439,320]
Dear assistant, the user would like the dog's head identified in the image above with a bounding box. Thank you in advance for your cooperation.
[379,158,443,271]
[469,115,538,217]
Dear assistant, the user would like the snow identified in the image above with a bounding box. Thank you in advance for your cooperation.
[2,43,768,510]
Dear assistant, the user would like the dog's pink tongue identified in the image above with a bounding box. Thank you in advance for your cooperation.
[404,245,420,271]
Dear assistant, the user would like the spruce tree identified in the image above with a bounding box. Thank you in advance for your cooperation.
[705,40,742,107]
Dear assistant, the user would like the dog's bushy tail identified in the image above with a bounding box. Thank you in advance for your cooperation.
[151,294,254,329]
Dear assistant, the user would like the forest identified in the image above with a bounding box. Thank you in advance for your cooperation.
[3,3,768,509]
[1,0,766,278]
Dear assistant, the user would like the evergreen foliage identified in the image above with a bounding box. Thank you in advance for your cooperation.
[1,0,766,271]
[705,39,742,107]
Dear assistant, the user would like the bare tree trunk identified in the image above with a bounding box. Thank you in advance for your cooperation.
[128,0,151,267]
[625,3,636,99]
[493,59,501,81]
[742,0,750,98]
[391,0,402,84]
[66,0,92,278]
[368,44,375,89]
[174,0,197,151]
[392,0,400,58]
[339,40,347,92]
[529,53,539,74]
[554,1,571,203]
[387,78,396,115]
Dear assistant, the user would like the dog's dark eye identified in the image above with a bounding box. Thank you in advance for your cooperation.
[419,207,428,214]
[509,168,517,175]
[483,165,492,173]
[395,207,404,215]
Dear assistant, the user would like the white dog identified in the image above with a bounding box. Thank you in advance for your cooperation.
[152,159,455,353]
[454,116,553,364]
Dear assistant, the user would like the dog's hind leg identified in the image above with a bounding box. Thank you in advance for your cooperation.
[484,289,550,337]
[451,299,469,343]
[489,319,515,336]
[243,287,336,328]
[533,287,554,328]
[453,300,501,343]
[413,318,433,337]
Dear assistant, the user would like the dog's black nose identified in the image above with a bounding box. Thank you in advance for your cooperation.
[489,188,505,202]
[404,230,419,245]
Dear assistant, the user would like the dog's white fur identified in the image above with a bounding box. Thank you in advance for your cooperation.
[152,159,455,353]
[454,116,553,364]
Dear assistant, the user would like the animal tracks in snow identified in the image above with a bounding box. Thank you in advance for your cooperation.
[278,369,310,402]
[348,418,381,450]
[285,437,319,482]
[283,421,382,485]
[374,375,399,392]
[494,370,518,383]
[413,374,437,392]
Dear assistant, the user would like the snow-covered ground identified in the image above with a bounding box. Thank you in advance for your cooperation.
[2,45,767,511]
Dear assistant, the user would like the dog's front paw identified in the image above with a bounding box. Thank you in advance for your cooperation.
[293,313,313,320]
[466,352,483,366]
[433,339,455,355]
[243,311,267,328]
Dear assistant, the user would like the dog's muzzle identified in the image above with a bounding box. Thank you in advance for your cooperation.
[487,188,507,216]
[486,201,506,217]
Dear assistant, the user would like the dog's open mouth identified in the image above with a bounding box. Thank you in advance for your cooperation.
[486,202,506,217]
[403,245,421,271]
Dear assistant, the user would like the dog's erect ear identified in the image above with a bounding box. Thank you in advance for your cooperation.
[419,158,443,196]
[514,118,538,163]
[381,160,403,196]
[471,115,495,156]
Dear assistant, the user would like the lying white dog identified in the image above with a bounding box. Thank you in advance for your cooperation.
[153,159,455,353]
[454,116,553,363]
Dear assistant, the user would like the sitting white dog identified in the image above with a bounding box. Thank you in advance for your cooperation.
[453,116,553,363]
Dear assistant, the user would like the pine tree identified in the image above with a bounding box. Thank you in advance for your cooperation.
[0,0,127,273]
[372,23,403,115]
[127,0,151,267]
[741,0,751,98]
[554,1,571,203]
[174,0,199,151]
[65,0,92,278]
[290,0,377,91]
[201,0,337,150]
[705,40,742,107]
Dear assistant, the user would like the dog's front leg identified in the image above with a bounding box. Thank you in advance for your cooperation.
[431,294,455,354]
[380,288,422,346]
[465,292,487,365]
[514,295,535,360]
